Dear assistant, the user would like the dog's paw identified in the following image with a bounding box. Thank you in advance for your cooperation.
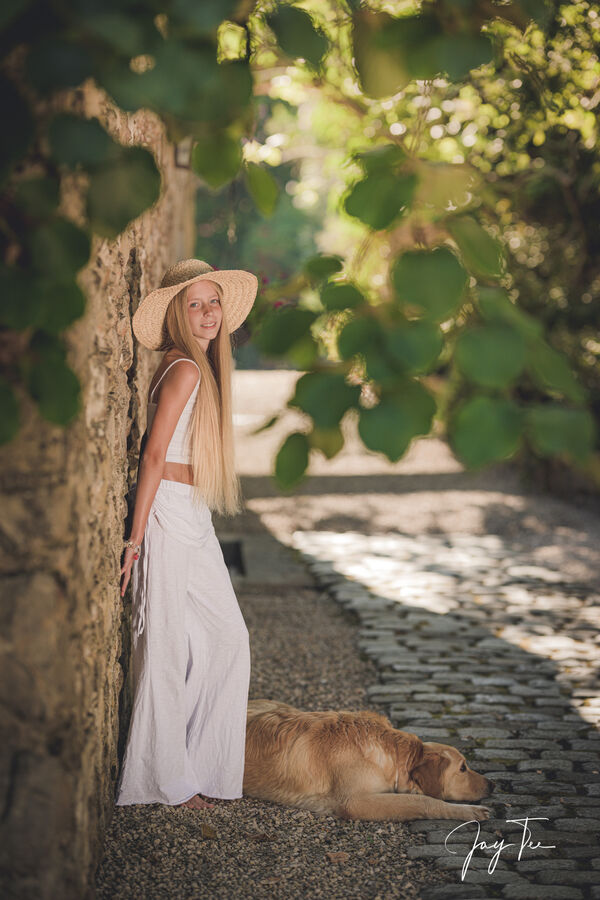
[469,804,491,821]
[452,804,490,822]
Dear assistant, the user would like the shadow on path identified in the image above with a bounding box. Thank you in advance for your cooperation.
[293,529,600,900]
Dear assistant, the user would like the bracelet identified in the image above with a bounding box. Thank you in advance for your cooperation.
[124,539,141,560]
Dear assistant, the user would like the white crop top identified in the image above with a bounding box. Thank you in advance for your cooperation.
[147,358,200,464]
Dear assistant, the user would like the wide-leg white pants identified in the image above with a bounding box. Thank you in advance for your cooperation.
[115,478,250,806]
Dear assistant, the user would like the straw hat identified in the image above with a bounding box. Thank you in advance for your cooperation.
[132,258,259,350]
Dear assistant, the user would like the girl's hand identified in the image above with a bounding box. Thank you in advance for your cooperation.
[120,546,139,597]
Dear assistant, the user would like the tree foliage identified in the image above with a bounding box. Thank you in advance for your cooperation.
[1,0,597,495]
[245,0,598,489]
[0,0,257,434]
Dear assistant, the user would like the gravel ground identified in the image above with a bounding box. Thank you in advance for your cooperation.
[96,586,449,899]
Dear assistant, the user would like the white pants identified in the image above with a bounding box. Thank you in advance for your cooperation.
[115,478,250,806]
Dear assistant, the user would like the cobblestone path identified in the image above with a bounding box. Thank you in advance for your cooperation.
[292,530,600,900]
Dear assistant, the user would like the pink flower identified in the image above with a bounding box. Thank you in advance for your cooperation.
[274,300,284,309]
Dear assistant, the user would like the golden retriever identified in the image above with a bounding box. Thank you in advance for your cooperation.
[243,700,494,822]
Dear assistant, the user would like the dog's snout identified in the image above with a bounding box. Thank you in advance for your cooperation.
[486,779,496,795]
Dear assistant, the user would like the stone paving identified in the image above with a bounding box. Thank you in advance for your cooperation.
[292,530,600,900]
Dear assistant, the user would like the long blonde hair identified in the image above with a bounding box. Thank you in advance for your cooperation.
[156,280,242,516]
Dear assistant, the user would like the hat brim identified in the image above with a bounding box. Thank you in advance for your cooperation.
[132,269,258,350]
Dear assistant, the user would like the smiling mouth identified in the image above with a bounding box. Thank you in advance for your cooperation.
[201,322,217,328]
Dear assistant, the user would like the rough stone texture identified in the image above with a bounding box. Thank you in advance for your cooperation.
[0,80,196,899]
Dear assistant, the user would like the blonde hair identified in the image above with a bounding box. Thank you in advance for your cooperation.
[156,280,242,516]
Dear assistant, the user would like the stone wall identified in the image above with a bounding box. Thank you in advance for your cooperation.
[0,81,196,898]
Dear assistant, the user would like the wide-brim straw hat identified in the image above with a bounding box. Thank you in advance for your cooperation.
[132,258,259,350]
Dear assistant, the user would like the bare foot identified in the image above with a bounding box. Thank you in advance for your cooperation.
[178,794,214,809]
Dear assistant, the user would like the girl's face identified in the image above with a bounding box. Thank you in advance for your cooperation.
[187,280,223,349]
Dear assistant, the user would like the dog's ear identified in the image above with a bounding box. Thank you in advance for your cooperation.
[409,751,450,799]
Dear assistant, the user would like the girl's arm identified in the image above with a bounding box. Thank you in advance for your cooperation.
[127,451,164,545]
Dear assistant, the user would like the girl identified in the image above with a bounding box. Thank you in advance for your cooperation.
[116,258,258,809]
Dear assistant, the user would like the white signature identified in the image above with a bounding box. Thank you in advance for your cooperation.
[445,817,556,880]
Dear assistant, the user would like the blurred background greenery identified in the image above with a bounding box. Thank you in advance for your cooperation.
[2,0,598,493]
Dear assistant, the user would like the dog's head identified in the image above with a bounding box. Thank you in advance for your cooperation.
[409,741,495,802]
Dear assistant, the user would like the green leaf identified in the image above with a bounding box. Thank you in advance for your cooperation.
[352,9,412,97]
[95,57,164,114]
[48,114,118,168]
[0,267,43,329]
[303,254,344,285]
[36,280,87,333]
[383,13,444,78]
[217,59,254,120]
[87,147,161,238]
[244,162,279,216]
[29,218,91,278]
[0,375,20,444]
[525,404,596,464]
[98,45,252,125]
[528,340,585,405]
[516,0,553,29]
[0,75,34,184]
[321,282,365,311]
[392,246,468,321]
[0,268,86,332]
[23,333,81,425]
[192,131,242,189]
[413,160,478,215]
[308,424,344,459]
[352,143,407,175]
[344,172,417,230]
[384,320,443,374]
[25,38,94,94]
[169,0,242,34]
[363,345,399,386]
[432,33,494,81]
[337,315,381,360]
[447,216,504,279]
[455,324,527,389]
[275,431,310,490]
[13,175,60,218]
[358,379,436,462]
[477,286,542,341]
[364,14,492,85]
[290,372,360,428]
[286,332,319,369]
[79,13,150,56]
[257,308,318,356]
[449,396,523,468]
[266,5,329,70]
